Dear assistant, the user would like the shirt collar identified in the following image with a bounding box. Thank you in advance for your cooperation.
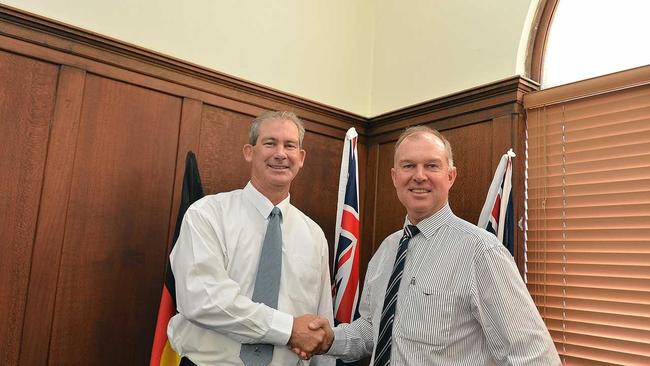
[404,202,453,239]
[243,181,290,220]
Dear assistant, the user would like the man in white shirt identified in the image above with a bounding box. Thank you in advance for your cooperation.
[168,111,334,366]
[300,126,560,365]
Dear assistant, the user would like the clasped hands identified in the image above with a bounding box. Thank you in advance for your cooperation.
[288,314,333,360]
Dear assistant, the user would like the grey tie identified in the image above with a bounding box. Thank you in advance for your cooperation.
[240,207,282,366]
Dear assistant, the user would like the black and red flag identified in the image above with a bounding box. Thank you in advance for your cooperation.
[150,151,204,366]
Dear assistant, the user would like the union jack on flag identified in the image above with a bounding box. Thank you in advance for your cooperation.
[478,149,515,255]
[332,127,361,328]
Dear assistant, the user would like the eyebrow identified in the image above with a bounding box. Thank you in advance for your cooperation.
[398,158,443,164]
[261,137,299,144]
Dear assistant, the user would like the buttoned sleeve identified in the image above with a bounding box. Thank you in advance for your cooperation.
[328,274,374,361]
[471,243,561,365]
[171,205,293,346]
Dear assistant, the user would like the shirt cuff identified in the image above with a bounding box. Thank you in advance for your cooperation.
[263,309,293,345]
[326,327,348,356]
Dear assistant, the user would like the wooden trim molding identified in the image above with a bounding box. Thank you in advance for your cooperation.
[368,76,539,143]
[0,4,367,138]
[524,63,650,109]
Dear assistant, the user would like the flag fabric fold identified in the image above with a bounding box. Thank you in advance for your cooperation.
[150,151,204,366]
[332,128,362,365]
[478,149,515,255]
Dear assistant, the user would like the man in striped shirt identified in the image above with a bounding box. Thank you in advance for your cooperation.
[298,126,560,365]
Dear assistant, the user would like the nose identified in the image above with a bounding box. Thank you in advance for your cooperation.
[273,145,288,159]
[413,165,427,182]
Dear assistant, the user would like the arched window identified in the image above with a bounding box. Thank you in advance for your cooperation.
[530,0,650,87]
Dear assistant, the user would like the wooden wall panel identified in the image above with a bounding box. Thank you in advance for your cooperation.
[165,98,203,254]
[360,143,378,285]
[0,50,58,366]
[19,66,86,366]
[444,122,495,224]
[372,142,406,251]
[197,105,252,195]
[47,75,182,365]
[292,132,344,248]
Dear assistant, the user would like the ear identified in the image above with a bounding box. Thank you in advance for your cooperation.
[448,166,457,188]
[243,144,253,162]
[391,167,397,188]
[297,148,306,168]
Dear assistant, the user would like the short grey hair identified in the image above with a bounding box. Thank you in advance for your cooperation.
[394,125,454,167]
[249,111,306,147]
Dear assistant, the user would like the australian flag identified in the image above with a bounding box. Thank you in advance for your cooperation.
[332,128,361,365]
[478,149,515,255]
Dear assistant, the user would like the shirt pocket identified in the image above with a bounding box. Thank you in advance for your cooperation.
[397,283,453,350]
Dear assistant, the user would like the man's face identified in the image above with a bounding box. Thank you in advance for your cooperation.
[391,133,457,224]
[243,118,306,191]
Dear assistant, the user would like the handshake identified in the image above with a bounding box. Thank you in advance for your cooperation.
[287,314,334,360]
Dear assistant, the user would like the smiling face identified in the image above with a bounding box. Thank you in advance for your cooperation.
[391,132,457,224]
[243,118,306,202]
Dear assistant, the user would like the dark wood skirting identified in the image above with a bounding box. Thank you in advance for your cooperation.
[0,5,539,365]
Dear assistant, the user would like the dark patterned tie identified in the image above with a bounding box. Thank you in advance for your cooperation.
[240,207,282,366]
[373,224,420,366]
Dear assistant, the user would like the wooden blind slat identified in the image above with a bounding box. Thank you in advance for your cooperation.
[533,296,650,317]
[526,228,650,241]
[526,240,650,253]
[528,97,650,131]
[527,141,650,166]
[544,318,650,342]
[527,203,650,218]
[554,353,619,366]
[527,215,650,230]
[529,264,650,280]
[541,309,650,329]
[527,285,650,304]
[527,166,650,186]
[528,154,650,179]
[527,190,650,207]
[549,330,650,358]
[557,346,650,366]
[526,252,650,265]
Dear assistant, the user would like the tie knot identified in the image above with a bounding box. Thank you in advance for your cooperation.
[270,206,281,218]
[404,224,419,239]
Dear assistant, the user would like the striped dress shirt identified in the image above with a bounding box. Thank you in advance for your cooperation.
[327,203,560,365]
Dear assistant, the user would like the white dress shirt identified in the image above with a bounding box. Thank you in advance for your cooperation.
[168,182,334,366]
[328,203,560,365]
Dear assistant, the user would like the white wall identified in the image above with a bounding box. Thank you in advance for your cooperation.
[370,0,538,115]
[4,0,539,117]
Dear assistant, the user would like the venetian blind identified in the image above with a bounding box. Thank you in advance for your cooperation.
[524,65,650,365]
